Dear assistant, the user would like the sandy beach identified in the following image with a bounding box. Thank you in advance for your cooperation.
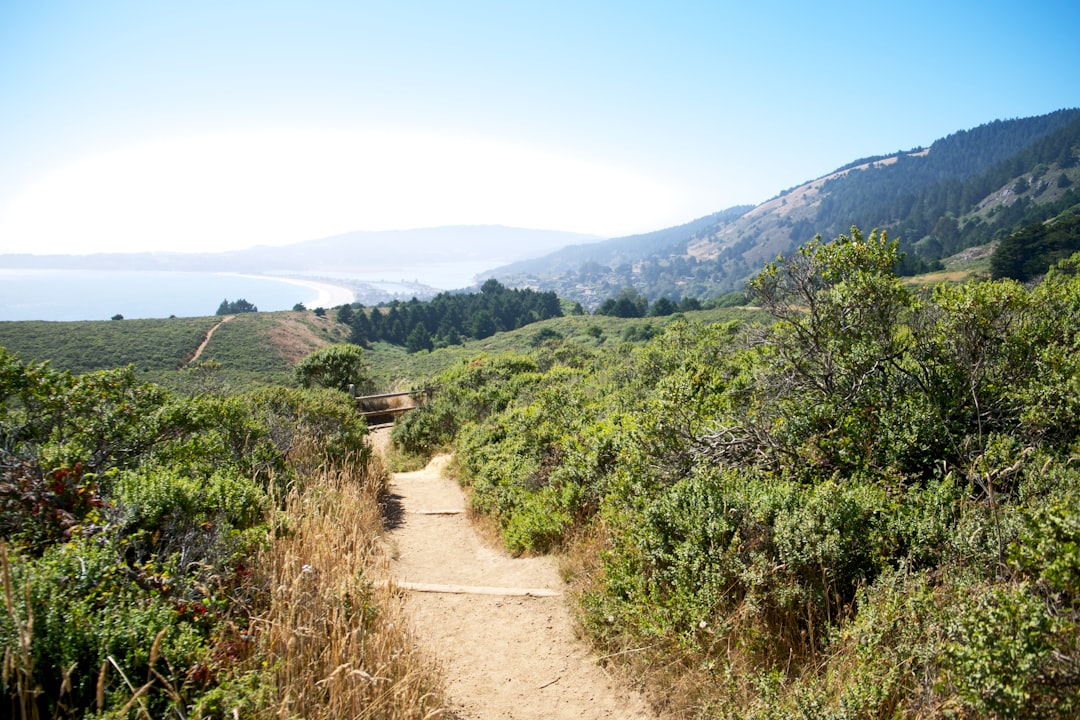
[219,273,355,309]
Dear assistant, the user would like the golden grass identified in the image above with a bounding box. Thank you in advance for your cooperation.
[246,456,449,719]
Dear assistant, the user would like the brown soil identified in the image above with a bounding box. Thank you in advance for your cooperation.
[264,313,346,365]
[382,450,656,720]
[188,314,233,363]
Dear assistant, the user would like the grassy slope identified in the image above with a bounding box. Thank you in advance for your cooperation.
[363,306,771,389]
[902,241,995,289]
[0,239,1001,390]
[0,310,350,388]
[0,316,219,374]
[0,305,767,391]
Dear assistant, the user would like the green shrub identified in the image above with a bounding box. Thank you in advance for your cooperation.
[1,538,211,716]
[0,348,378,717]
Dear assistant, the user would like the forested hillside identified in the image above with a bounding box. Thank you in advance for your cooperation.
[394,229,1080,718]
[347,279,564,352]
[488,109,1080,309]
[813,108,1080,255]
[990,209,1080,281]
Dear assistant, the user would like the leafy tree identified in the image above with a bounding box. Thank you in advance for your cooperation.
[470,311,497,339]
[596,288,648,318]
[349,309,373,345]
[405,323,433,354]
[337,304,355,325]
[647,297,678,316]
[216,298,258,315]
[293,343,370,393]
[990,211,1080,281]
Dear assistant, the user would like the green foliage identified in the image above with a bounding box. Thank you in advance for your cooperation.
[529,327,564,346]
[191,314,294,380]
[350,278,562,348]
[0,349,372,717]
[391,353,542,458]
[990,209,1080,281]
[942,582,1069,719]
[405,323,434,354]
[294,343,370,393]
[410,228,1080,716]
[217,298,258,315]
[0,317,218,374]
[596,287,649,318]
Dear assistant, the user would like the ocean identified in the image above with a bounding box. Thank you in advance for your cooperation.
[0,269,344,322]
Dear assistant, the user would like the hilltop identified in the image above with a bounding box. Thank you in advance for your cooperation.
[486,108,1080,308]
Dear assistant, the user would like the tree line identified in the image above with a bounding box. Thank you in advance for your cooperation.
[345,278,563,352]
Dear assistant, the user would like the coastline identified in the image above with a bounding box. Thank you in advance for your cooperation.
[217,273,355,309]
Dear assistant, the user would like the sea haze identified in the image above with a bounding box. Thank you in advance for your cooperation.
[0,270,329,321]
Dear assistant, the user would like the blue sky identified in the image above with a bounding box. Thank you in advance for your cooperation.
[0,0,1076,254]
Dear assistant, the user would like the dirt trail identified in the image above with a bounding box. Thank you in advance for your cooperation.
[188,315,233,363]
[384,453,655,720]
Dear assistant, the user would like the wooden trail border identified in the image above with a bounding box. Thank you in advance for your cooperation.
[352,387,434,427]
[387,581,563,598]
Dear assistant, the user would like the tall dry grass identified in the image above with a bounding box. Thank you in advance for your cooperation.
[246,453,448,720]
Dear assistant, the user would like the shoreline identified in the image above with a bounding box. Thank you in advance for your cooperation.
[217,272,355,309]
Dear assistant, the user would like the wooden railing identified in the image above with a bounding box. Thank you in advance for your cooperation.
[352,388,433,426]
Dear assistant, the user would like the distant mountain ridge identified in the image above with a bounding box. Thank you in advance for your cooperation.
[482,206,753,278]
[486,108,1080,308]
[0,225,600,276]
[5,110,1078,311]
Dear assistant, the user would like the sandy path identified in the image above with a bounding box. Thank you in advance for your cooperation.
[188,314,233,363]
[384,455,655,720]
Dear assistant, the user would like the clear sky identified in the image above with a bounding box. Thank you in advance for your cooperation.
[0,0,1077,255]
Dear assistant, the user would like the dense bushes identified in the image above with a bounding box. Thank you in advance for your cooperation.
[396,229,1080,717]
[0,349,378,717]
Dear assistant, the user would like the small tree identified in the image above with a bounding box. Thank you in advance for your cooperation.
[217,298,258,315]
[648,297,678,317]
[405,323,433,354]
[294,343,371,394]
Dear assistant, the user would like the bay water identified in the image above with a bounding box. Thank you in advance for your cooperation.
[0,269,333,322]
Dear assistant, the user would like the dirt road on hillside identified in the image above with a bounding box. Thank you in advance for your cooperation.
[383,453,655,720]
[188,315,233,363]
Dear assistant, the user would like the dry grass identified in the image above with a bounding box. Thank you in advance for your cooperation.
[262,311,349,365]
[902,269,980,287]
[247,456,449,719]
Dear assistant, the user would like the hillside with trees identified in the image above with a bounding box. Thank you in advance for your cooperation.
[393,230,1080,718]
[6,109,1080,720]
[347,279,564,352]
[990,209,1080,281]
[487,109,1080,308]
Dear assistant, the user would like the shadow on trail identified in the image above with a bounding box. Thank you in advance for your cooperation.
[380,489,406,530]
